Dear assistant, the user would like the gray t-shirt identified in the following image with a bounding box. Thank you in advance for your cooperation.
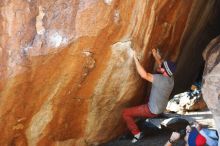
[148,74,174,114]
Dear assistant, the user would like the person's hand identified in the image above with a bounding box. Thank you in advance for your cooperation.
[131,48,135,56]
[152,48,161,59]
[186,125,192,133]
[132,49,138,59]
[152,48,157,56]
[194,121,202,131]
[170,132,181,142]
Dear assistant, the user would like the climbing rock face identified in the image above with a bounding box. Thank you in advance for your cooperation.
[0,0,217,145]
[202,36,220,145]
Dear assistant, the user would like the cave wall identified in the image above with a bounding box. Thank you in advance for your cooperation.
[0,0,219,145]
[174,0,220,94]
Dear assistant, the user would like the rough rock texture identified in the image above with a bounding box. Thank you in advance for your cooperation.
[166,89,207,114]
[202,36,220,146]
[174,0,220,94]
[0,0,218,146]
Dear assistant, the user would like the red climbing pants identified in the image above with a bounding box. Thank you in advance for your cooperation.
[122,104,158,135]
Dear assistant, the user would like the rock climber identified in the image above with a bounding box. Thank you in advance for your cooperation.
[122,48,176,143]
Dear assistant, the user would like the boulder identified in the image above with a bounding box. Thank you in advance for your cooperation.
[166,88,207,113]
[202,35,220,146]
[0,0,218,145]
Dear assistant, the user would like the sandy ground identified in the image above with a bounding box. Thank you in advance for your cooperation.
[102,109,214,146]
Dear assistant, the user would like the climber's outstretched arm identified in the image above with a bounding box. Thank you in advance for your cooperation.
[133,51,153,83]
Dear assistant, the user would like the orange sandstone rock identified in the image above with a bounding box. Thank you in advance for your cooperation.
[0,0,217,145]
